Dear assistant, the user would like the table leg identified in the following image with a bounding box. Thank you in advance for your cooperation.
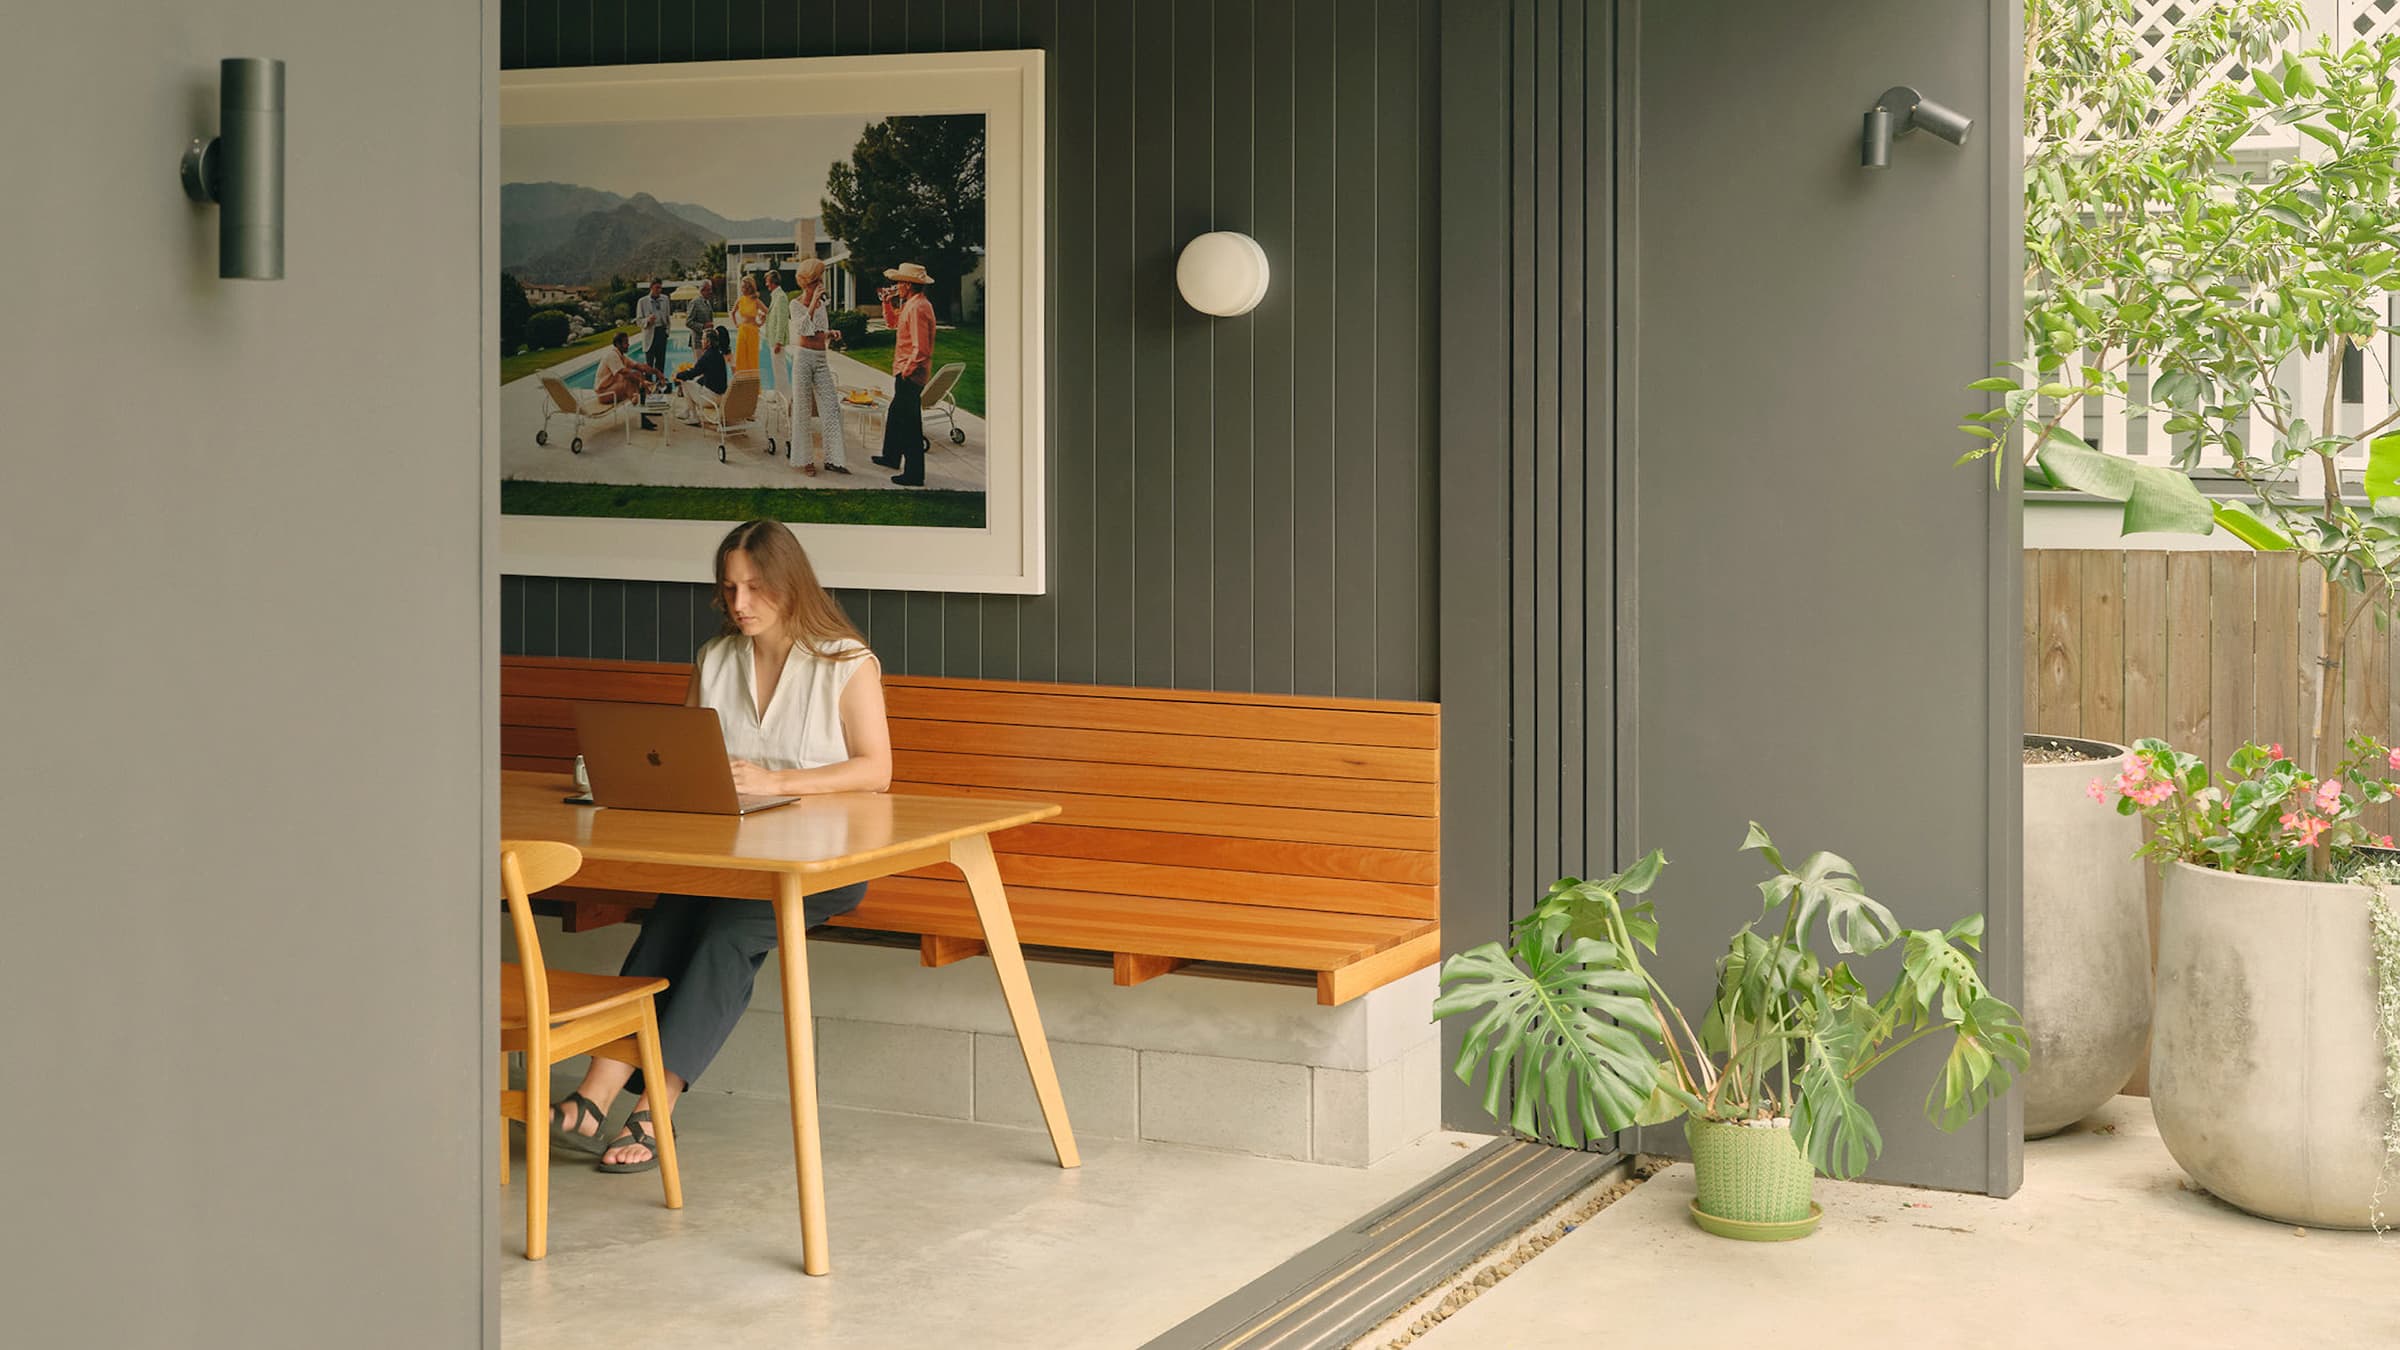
[950,832,1080,1169]
[772,874,832,1275]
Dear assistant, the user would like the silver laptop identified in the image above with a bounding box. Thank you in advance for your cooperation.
[572,703,800,815]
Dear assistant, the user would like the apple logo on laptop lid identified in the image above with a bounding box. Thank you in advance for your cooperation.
[647,750,663,766]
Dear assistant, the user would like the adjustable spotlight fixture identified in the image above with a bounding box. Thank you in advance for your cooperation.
[1861,85,1972,169]
[181,58,286,279]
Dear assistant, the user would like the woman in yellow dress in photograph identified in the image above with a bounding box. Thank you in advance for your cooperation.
[732,274,765,374]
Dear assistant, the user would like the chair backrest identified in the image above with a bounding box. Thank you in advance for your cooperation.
[501,839,584,1027]
[719,370,762,422]
[920,362,965,407]
[538,375,580,415]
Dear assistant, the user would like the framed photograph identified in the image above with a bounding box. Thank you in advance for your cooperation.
[498,51,1044,594]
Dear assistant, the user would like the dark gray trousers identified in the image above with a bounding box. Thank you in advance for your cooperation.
[617,884,868,1095]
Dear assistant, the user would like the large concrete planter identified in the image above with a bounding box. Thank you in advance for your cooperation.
[2021,734,2152,1138]
[2150,863,2385,1229]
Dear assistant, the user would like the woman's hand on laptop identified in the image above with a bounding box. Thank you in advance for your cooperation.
[729,758,785,796]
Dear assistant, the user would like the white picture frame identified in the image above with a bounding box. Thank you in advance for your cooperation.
[497,51,1045,594]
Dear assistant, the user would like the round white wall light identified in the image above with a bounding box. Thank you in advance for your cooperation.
[1176,231,1271,317]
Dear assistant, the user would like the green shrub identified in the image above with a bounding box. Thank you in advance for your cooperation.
[828,308,873,347]
[524,309,572,349]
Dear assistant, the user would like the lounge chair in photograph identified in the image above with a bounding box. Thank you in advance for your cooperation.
[699,370,765,464]
[535,374,636,454]
[918,361,968,447]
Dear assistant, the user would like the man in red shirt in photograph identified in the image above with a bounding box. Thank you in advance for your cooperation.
[870,262,938,486]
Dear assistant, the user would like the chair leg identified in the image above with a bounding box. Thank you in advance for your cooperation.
[499,1051,511,1188]
[524,1054,550,1261]
[634,1002,683,1210]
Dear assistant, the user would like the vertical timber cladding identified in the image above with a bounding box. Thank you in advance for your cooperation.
[499,0,1441,702]
[1436,0,1619,1132]
[1619,0,2020,1193]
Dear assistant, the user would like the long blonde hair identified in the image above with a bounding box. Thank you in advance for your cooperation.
[712,520,869,659]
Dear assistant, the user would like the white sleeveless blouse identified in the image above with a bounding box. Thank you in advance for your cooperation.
[693,633,874,772]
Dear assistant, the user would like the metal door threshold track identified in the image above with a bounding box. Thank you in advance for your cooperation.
[1143,1139,1625,1350]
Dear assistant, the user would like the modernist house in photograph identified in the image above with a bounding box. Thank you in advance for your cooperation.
[11,2,2399,1349]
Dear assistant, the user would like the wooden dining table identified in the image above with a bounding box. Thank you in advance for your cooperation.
[500,769,1079,1275]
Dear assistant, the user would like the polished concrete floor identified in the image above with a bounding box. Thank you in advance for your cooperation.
[1405,1096,2400,1350]
[501,1092,1486,1349]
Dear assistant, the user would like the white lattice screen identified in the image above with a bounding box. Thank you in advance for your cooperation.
[2044,2,2400,484]
[2342,0,2400,42]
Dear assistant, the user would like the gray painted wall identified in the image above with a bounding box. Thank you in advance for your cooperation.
[502,0,1441,701]
[1617,0,2023,1193]
[2,2,493,1345]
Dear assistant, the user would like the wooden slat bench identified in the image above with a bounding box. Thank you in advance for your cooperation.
[501,655,1441,1005]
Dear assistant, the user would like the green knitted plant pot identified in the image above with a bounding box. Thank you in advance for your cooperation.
[1686,1116,1816,1225]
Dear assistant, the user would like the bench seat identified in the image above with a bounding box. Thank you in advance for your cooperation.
[501,656,1442,1005]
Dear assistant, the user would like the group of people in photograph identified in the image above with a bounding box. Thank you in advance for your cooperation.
[583,260,940,486]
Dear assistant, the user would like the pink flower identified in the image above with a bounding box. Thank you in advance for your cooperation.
[2378,835,2395,849]
[2386,746,2400,773]
[2271,743,2287,761]
[2130,780,2175,807]
[2316,779,2345,813]
[2086,778,2109,804]
[2298,816,2332,847]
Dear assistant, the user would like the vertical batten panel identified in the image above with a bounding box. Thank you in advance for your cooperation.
[1170,0,1219,687]
[1328,0,1382,698]
[558,0,594,64]
[1554,0,1587,868]
[1250,0,1299,696]
[1531,0,1562,886]
[1583,0,1615,877]
[1090,0,1139,685]
[660,0,697,61]
[592,0,630,63]
[1289,0,1342,696]
[1373,0,1425,702]
[1130,0,1180,686]
[1211,0,1259,693]
[1415,0,1442,704]
[790,1,833,57]
[1505,0,1540,921]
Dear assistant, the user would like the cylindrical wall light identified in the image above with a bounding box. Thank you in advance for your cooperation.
[1860,105,1893,169]
[181,58,286,279]
[1176,232,1270,317]
[1860,85,1972,169]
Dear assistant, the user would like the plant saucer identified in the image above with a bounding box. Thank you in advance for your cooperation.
[1687,1199,1823,1242]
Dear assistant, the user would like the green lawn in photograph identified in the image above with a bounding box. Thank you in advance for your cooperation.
[500,325,636,385]
[842,324,985,416]
[501,480,986,529]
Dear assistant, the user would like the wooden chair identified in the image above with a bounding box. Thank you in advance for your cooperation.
[498,839,682,1260]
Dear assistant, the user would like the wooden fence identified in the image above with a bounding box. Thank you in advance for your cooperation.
[2025,548,2400,837]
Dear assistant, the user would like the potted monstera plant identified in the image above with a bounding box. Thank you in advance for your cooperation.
[1434,826,2029,1241]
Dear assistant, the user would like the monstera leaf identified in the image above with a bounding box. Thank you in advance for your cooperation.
[1745,823,1899,955]
[1433,934,1685,1148]
[1791,1001,1884,1179]
[1929,997,2031,1134]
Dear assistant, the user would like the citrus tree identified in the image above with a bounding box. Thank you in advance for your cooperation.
[1967,0,2400,855]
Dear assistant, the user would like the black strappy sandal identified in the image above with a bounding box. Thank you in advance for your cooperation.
[596,1109,663,1174]
[548,1092,608,1157]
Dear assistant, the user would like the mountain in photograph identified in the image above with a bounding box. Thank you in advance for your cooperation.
[514,194,712,285]
[656,200,796,241]
[500,182,624,268]
[501,180,795,282]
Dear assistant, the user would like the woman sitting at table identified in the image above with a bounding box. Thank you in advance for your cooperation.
[550,518,892,1172]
